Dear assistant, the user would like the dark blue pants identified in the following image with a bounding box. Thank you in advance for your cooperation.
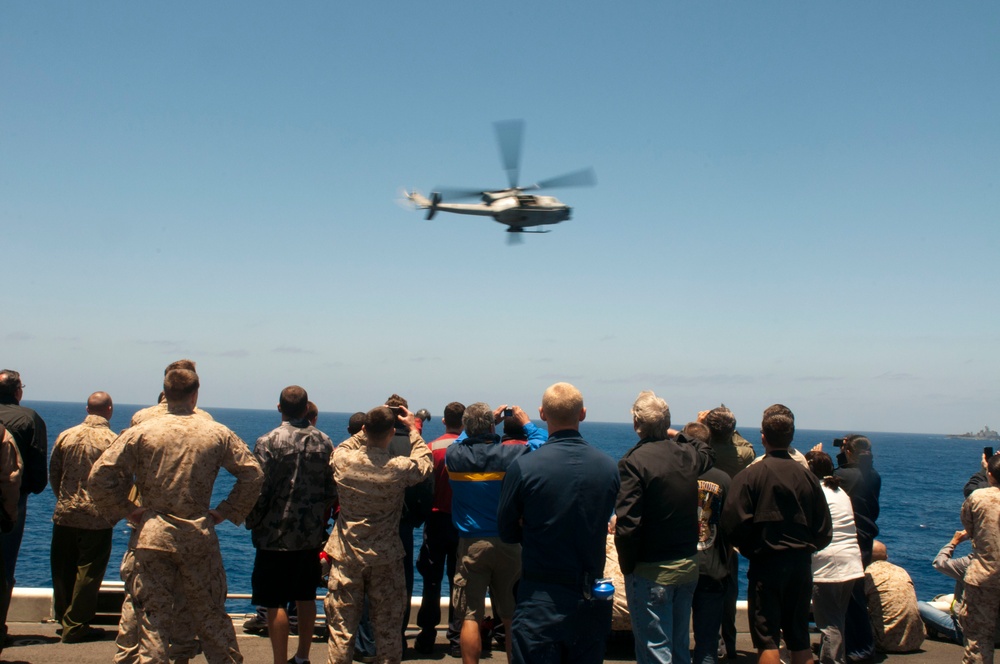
[0,494,28,639]
[511,581,612,664]
[692,575,726,664]
[845,546,875,661]
[415,512,460,648]
[400,522,415,638]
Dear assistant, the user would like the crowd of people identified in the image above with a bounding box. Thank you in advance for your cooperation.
[0,362,998,664]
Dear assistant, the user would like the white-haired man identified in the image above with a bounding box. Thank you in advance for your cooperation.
[615,391,715,664]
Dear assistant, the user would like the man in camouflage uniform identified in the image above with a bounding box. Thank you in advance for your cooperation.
[115,360,214,664]
[324,405,433,664]
[90,368,263,664]
[245,385,336,664]
[49,391,119,643]
[959,453,1000,664]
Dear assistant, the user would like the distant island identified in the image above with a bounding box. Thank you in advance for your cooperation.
[947,426,1000,440]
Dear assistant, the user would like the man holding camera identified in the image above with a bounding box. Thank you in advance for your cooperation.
[323,405,432,664]
[834,435,881,664]
[446,403,546,663]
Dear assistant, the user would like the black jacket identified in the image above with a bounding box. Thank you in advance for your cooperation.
[835,455,881,548]
[0,402,47,495]
[722,450,833,562]
[614,432,715,575]
[388,426,433,527]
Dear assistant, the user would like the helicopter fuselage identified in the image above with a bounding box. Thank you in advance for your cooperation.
[411,190,571,229]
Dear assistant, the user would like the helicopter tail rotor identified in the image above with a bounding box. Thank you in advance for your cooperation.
[426,192,441,221]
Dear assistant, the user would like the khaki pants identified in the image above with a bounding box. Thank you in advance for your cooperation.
[324,559,405,664]
[133,547,240,664]
[960,583,1000,664]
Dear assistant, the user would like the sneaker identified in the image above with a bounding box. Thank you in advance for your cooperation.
[288,658,309,664]
[242,613,268,635]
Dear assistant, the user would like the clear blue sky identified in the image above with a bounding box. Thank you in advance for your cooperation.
[3,2,998,433]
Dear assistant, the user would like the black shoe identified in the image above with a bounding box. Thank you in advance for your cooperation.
[413,637,434,655]
[62,626,108,644]
[353,652,376,663]
[449,644,462,658]
[288,658,309,664]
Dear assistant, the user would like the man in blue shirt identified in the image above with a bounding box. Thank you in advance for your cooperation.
[447,402,545,663]
[497,383,620,664]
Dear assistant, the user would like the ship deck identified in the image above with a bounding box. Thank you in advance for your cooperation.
[2,617,965,663]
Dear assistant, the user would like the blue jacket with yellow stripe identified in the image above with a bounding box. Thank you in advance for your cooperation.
[445,423,546,537]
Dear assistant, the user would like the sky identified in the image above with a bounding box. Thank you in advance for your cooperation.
[2,3,998,433]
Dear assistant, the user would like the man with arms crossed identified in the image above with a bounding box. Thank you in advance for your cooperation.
[721,406,832,664]
[90,369,263,664]
[245,386,337,664]
[497,382,620,664]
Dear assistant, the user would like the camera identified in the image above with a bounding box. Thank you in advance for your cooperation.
[503,407,514,418]
[832,438,845,448]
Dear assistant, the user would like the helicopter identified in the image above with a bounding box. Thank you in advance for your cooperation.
[405,120,596,242]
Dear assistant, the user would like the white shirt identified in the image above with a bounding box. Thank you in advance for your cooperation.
[812,482,864,583]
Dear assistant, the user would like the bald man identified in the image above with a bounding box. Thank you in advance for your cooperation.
[49,391,120,643]
[498,383,620,664]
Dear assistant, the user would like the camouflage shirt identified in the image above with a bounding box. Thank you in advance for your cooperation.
[323,429,432,567]
[864,560,925,652]
[245,421,337,551]
[961,486,1000,589]
[49,414,118,530]
[0,428,22,526]
[89,407,263,554]
[130,401,213,428]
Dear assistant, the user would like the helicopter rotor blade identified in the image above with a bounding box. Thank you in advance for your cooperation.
[494,119,525,189]
[529,167,597,191]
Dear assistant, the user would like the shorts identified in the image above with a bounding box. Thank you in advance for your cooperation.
[452,537,520,621]
[746,554,813,652]
[251,548,321,608]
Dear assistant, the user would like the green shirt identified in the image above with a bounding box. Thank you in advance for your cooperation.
[634,555,698,585]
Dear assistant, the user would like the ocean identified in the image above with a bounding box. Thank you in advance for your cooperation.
[17,400,985,615]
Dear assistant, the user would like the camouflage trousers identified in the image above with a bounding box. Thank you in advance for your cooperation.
[959,583,1000,664]
[324,559,405,664]
[133,547,241,664]
[114,548,201,664]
